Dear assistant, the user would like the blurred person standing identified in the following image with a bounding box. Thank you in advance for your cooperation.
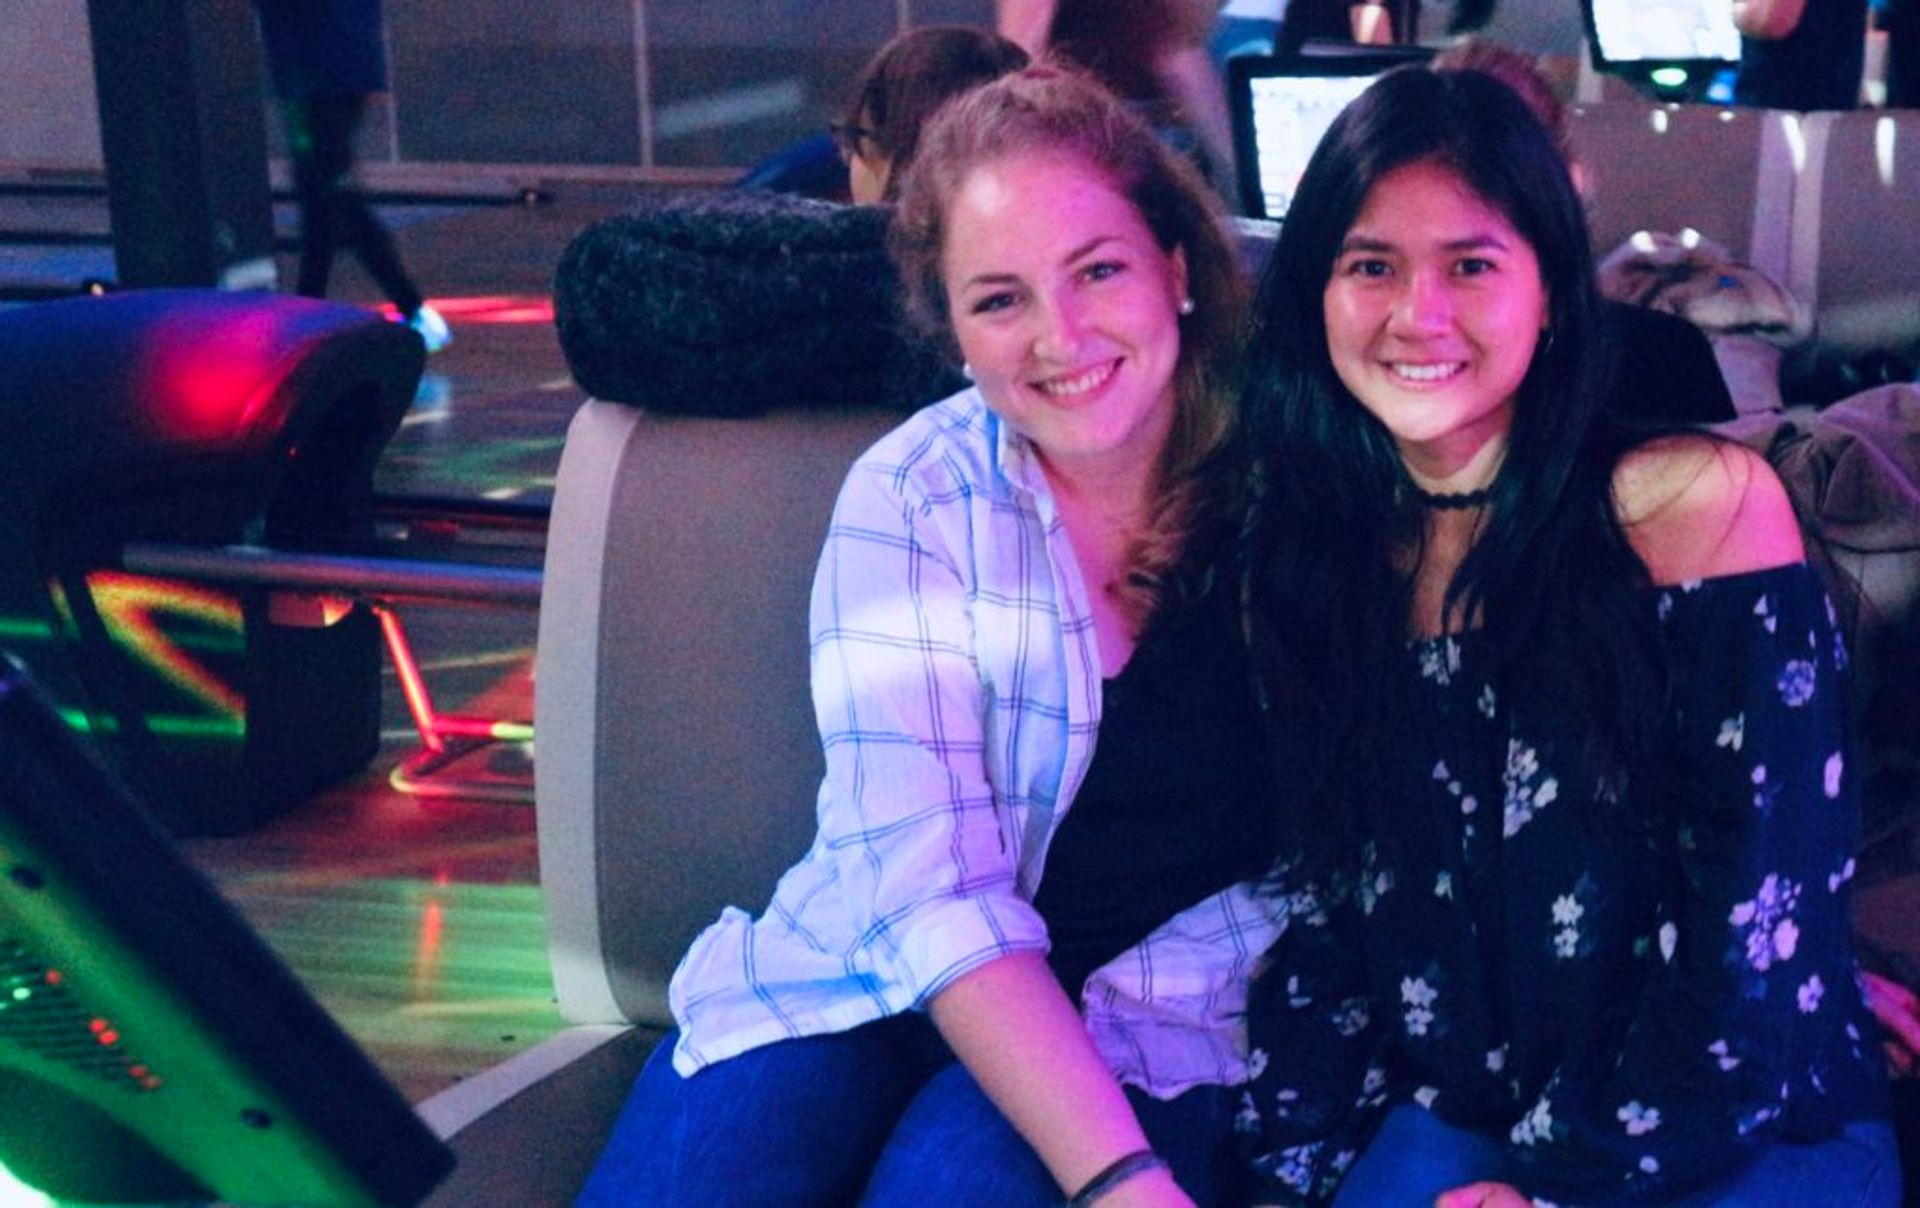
[1880,0,1918,106]
[252,0,449,351]
[1734,0,1871,109]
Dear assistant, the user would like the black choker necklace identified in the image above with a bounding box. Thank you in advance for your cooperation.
[1411,484,1494,510]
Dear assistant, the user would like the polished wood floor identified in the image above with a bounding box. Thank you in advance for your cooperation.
[171,190,649,1107]
[14,188,645,1111]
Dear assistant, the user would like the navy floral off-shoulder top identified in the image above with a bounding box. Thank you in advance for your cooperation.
[1242,565,1889,1204]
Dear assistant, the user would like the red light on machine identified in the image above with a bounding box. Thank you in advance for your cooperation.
[134,306,304,442]
[374,295,554,326]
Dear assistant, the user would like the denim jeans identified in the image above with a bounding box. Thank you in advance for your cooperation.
[576,1015,1247,1206]
[1332,1103,1904,1206]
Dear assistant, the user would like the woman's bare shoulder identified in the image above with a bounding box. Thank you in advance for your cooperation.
[1612,433,1804,587]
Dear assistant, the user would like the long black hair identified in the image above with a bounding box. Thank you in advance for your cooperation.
[1243,67,1664,870]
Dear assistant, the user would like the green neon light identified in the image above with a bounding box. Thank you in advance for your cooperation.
[0,617,54,642]
[58,711,246,741]
[148,716,247,740]
[0,612,244,656]
[1650,66,1689,88]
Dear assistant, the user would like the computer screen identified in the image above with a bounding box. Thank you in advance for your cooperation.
[1583,0,1742,67]
[0,656,453,1205]
[1229,50,1431,221]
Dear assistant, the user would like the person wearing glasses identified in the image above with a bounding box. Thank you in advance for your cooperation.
[735,26,1028,203]
[831,26,1032,205]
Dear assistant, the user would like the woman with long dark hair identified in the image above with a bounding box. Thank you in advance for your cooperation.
[1237,68,1898,1203]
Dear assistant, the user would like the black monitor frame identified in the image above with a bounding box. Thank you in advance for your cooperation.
[0,656,453,1205]
[1580,0,1741,99]
[1229,49,1432,221]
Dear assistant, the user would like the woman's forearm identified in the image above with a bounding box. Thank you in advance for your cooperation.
[928,950,1189,1204]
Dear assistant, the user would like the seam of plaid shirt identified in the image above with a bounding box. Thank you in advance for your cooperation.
[668,389,1290,1096]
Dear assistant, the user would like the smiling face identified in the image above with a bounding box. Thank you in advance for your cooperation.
[1322,158,1549,488]
[940,152,1189,486]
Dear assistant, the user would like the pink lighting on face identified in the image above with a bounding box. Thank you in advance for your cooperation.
[374,295,554,326]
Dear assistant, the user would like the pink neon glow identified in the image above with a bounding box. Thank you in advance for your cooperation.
[375,605,445,753]
[134,306,303,443]
[412,897,445,999]
[86,572,245,720]
[374,295,555,326]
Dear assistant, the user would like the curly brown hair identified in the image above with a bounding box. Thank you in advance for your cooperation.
[888,65,1248,628]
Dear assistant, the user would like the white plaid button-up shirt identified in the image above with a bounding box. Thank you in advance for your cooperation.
[669,388,1291,1097]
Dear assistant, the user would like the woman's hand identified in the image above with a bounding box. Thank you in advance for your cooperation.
[1436,1181,1531,1207]
[1862,970,1920,1078]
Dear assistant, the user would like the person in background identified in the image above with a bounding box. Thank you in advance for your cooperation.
[1213,0,1286,64]
[832,26,1031,205]
[1271,0,1399,58]
[998,0,1239,195]
[578,66,1282,1206]
[735,26,1029,204]
[251,0,448,352]
[1431,39,1736,426]
[1878,0,1920,106]
[1734,0,1871,109]
[1238,66,1897,1203]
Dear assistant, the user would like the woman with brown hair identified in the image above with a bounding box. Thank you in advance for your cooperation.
[831,25,1030,204]
[580,66,1276,1207]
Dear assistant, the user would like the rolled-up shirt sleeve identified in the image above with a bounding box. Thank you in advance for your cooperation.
[809,459,1052,1004]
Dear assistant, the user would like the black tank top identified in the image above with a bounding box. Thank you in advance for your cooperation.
[1035,574,1277,996]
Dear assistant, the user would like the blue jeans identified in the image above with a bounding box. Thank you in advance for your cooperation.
[1333,1103,1904,1206]
[577,1016,1247,1206]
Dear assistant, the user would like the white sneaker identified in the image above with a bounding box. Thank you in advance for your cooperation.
[405,303,452,353]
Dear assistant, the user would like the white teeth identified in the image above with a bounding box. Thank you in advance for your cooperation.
[1037,361,1116,397]
[1392,362,1464,383]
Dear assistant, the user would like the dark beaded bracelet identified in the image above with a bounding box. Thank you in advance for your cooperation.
[1065,1149,1169,1207]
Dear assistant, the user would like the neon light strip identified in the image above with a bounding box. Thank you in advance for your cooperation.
[432,717,534,743]
[0,616,54,641]
[85,573,245,720]
[56,708,245,740]
[375,604,446,754]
